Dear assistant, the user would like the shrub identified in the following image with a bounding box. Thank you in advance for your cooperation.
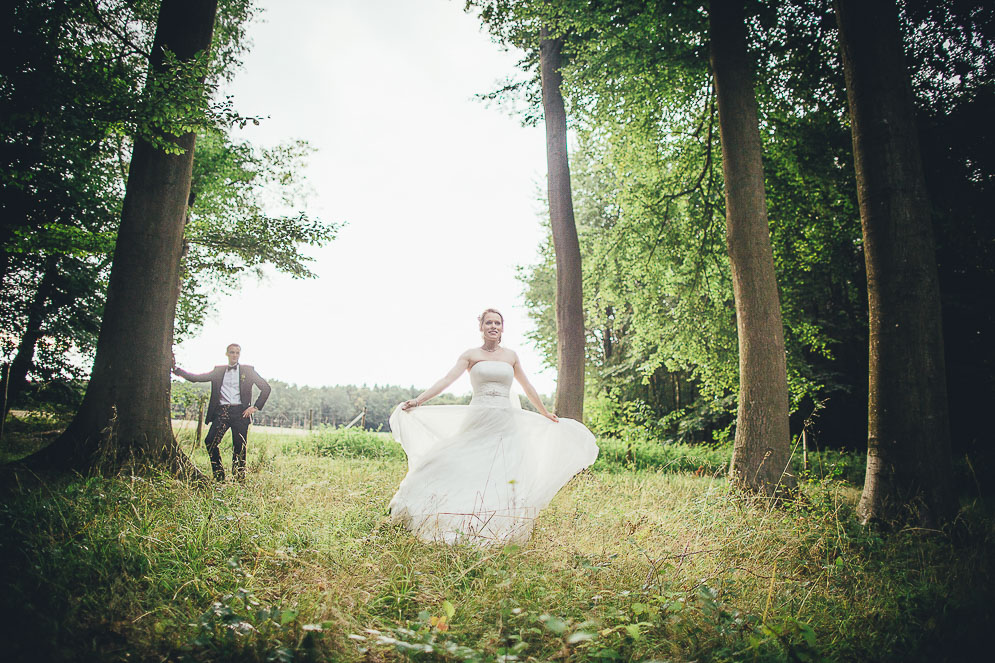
[287,426,403,461]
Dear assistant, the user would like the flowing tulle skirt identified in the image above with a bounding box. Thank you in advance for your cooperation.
[388,404,599,545]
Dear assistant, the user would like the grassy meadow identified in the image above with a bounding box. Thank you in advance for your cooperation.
[1,423,992,662]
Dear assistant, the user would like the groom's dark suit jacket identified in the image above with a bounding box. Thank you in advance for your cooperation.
[175,365,271,423]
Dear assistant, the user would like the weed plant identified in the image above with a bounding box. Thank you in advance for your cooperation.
[0,427,991,662]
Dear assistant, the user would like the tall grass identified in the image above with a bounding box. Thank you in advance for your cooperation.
[1,427,991,662]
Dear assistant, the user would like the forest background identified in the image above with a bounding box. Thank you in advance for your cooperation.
[4,0,992,462]
[2,0,994,661]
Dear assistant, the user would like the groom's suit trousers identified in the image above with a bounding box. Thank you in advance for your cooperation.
[205,404,250,481]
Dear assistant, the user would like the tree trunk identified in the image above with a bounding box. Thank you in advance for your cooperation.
[26,0,218,477]
[539,29,585,421]
[1,257,60,416]
[709,0,793,494]
[0,243,9,293]
[834,0,953,525]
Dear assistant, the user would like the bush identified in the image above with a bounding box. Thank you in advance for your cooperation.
[287,426,403,461]
[593,429,867,487]
[594,435,733,476]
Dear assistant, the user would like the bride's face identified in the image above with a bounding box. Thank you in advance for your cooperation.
[480,312,503,343]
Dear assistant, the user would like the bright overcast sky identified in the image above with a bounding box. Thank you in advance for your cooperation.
[173,0,557,395]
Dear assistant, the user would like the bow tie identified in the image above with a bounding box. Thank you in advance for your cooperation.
[226,365,238,371]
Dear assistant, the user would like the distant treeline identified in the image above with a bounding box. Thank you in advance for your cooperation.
[170,380,478,431]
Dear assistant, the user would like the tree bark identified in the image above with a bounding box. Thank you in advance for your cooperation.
[539,29,585,421]
[26,0,218,477]
[709,0,793,494]
[834,0,953,525]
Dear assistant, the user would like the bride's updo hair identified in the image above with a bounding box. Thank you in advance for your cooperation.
[478,307,504,329]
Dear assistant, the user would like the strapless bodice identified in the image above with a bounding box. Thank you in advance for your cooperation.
[469,360,513,408]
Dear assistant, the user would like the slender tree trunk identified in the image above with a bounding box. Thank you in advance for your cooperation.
[539,28,585,421]
[27,0,218,477]
[0,244,9,293]
[834,0,953,525]
[709,0,793,494]
[1,257,59,415]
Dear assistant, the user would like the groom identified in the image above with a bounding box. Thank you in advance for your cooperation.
[173,343,272,481]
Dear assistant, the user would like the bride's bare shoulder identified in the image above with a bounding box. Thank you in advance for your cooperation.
[459,348,483,364]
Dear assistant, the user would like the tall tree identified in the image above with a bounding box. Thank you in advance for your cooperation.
[834,0,953,525]
[1,255,106,416]
[484,0,992,457]
[29,0,219,475]
[0,1,131,411]
[539,28,585,420]
[709,0,792,494]
[1,2,334,420]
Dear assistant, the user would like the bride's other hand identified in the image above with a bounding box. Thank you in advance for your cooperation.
[401,399,420,410]
[543,411,559,423]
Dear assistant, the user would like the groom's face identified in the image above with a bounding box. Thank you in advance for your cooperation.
[226,345,241,366]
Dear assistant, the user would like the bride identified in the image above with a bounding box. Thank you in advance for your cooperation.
[388,308,599,545]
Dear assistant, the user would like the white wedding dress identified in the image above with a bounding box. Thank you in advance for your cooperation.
[388,360,599,545]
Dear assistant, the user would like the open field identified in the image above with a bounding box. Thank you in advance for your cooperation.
[172,418,315,436]
[1,426,992,662]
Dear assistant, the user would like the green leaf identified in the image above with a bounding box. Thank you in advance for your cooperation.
[442,600,455,619]
[279,609,298,625]
[798,621,817,647]
[540,615,567,635]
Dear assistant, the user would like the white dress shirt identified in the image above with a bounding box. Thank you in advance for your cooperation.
[220,364,240,406]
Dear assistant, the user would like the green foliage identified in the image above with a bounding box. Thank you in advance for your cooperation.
[1,0,337,399]
[592,436,732,476]
[208,381,475,432]
[482,0,994,452]
[289,427,403,461]
[176,129,341,341]
[499,0,861,440]
[0,1,138,390]
[2,427,990,661]
[361,591,822,662]
[170,379,210,421]
[801,448,867,487]
[0,409,72,462]
[185,587,329,662]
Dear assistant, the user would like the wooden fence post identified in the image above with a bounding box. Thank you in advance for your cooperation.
[196,396,205,444]
[802,428,808,472]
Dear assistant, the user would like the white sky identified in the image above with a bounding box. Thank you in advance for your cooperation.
[172,0,557,395]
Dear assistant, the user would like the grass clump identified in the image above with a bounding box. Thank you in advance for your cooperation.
[1,429,992,662]
[287,426,403,461]
[593,436,732,475]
